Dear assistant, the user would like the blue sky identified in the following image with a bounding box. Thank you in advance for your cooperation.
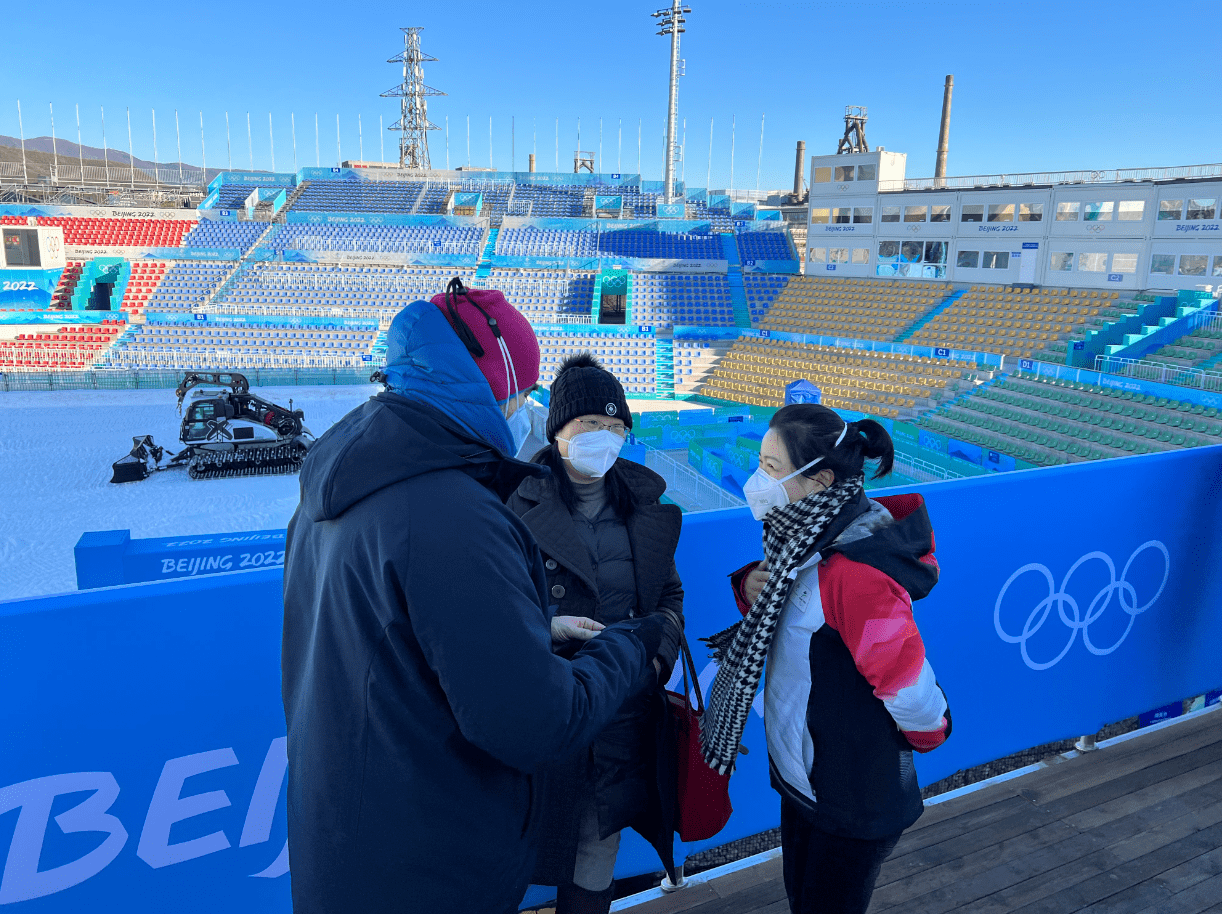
[4,0,1218,190]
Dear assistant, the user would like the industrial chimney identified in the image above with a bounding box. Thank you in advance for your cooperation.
[529,153,536,173]
[935,75,953,181]
[793,140,806,199]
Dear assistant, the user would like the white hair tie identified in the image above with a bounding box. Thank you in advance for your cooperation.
[833,422,849,448]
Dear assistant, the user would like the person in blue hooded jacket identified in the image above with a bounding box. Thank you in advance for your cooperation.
[281,281,667,914]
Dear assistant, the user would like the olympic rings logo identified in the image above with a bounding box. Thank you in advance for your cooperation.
[994,541,1170,670]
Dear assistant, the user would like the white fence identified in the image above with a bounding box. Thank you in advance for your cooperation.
[253,269,473,295]
[286,236,482,257]
[643,447,745,512]
[892,451,963,483]
[102,350,369,370]
[880,162,1222,194]
[0,161,208,188]
[1094,355,1222,393]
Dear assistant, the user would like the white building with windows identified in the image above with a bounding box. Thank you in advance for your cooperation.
[805,150,1222,291]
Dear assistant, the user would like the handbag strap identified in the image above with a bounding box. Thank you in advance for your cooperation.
[660,608,703,715]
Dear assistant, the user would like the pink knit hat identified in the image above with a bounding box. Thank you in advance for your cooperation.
[429,282,540,402]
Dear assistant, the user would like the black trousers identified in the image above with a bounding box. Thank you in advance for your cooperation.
[780,798,902,914]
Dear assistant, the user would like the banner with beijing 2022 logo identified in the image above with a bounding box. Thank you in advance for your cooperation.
[2,444,1221,912]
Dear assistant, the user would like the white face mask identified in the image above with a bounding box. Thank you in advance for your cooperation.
[559,429,625,478]
[742,455,824,521]
[506,402,532,455]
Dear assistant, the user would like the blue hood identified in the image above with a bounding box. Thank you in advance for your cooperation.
[381,300,514,455]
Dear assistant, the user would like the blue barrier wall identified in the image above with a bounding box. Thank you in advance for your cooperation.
[3,446,1222,911]
[144,312,379,330]
[75,529,286,589]
[0,310,127,325]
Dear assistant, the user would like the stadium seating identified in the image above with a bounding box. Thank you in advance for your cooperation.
[509,184,587,218]
[742,274,790,322]
[415,182,454,214]
[0,319,125,369]
[917,373,1222,467]
[1138,323,1222,371]
[115,261,169,314]
[459,180,513,223]
[143,263,232,312]
[906,286,1119,359]
[684,199,733,232]
[180,221,269,255]
[212,184,292,209]
[267,223,484,257]
[292,181,424,213]
[101,322,378,370]
[735,231,792,262]
[537,329,657,395]
[480,269,594,323]
[632,274,734,328]
[672,338,734,396]
[50,262,85,309]
[616,187,658,218]
[697,338,983,418]
[0,215,196,248]
[496,226,721,261]
[215,263,477,317]
[762,277,951,339]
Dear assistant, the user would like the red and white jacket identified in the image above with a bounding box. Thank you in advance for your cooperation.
[731,493,950,839]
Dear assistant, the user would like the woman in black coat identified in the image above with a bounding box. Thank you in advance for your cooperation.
[507,353,685,914]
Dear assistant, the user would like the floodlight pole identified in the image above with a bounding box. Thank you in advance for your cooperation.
[652,0,690,203]
[49,103,58,181]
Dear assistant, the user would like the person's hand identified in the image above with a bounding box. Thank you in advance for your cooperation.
[551,615,605,644]
[742,560,770,606]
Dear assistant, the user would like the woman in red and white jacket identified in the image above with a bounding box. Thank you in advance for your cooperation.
[700,403,951,914]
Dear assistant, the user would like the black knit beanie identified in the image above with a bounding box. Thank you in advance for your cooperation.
[546,352,633,441]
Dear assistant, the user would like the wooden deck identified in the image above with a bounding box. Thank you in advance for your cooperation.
[618,707,1222,914]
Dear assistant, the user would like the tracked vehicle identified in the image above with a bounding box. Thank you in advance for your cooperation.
[109,372,315,483]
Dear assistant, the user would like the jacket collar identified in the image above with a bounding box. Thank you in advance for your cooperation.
[515,459,677,597]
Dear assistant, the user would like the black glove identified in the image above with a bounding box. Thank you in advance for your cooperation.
[604,614,666,660]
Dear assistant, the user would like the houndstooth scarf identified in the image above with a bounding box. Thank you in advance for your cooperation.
[700,474,866,775]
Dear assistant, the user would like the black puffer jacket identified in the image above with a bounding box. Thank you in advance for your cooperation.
[282,303,656,914]
[507,459,685,885]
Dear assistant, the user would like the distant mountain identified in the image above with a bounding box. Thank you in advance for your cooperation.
[0,135,278,184]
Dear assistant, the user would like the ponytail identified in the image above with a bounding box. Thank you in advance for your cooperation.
[847,419,895,480]
[770,404,895,483]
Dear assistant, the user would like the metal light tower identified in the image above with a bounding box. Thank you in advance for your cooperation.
[653,1,690,203]
[836,106,869,155]
[381,27,444,169]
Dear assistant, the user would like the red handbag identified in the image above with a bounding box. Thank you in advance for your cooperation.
[667,630,733,842]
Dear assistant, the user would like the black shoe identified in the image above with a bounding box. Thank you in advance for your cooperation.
[555,881,614,914]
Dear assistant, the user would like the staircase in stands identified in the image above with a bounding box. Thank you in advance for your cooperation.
[654,336,675,399]
[475,228,499,280]
[718,233,754,328]
[894,289,966,343]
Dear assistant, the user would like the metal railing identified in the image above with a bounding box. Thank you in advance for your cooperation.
[100,349,370,370]
[249,270,472,295]
[284,236,482,257]
[892,451,963,483]
[0,366,375,392]
[203,304,398,327]
[1093,355,1222,392]
[0,162,208,188]
[643,447,745,512]
[879,162,1222,194]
